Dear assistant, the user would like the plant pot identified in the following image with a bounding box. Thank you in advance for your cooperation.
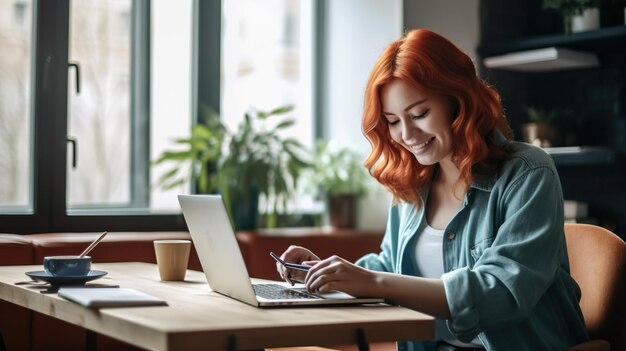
[572,8,600,33]
[521,123,561,148]
[229,188,260,231]
[328,194,357,229]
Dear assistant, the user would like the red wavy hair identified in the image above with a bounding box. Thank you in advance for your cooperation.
[362,29,512,205]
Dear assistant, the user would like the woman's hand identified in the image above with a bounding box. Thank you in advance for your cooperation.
[276,245,320,285]
[304,255,380,297]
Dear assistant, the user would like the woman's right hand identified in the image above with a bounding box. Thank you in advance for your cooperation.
[277,245,320,285]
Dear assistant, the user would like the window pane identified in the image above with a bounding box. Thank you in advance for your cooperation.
[150,0,193,212]
[67,0,132,208]
[0,0,33,212]
[222,0,312,147]
[222,0,314,213]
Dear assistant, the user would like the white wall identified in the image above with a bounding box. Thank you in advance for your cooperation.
[403,0,480,63]
[322,0,403,230]
[323,0,403,148]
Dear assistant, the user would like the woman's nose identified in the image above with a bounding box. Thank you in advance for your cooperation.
[401,120,419,142]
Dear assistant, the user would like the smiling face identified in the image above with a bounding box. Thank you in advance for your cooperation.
[381,79,456,166]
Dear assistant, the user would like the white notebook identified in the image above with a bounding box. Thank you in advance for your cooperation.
[58,287,168,308]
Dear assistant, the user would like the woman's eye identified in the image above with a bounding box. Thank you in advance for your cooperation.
[412,110,429,119]
[387,119,399,125]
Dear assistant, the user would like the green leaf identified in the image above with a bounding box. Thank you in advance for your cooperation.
[267,105,294,116]
[198,164,209,194]
[191,125,213,139]
[154,150,194,163]
[284,148,310,168]
[160,178,186,190]
[273,119,296,130]
[155,168,182,187]
[173,137,194,144]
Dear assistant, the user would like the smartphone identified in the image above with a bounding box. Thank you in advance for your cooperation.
[270,252,312,271]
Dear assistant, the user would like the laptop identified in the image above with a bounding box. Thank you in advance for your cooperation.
[177,194,384,307]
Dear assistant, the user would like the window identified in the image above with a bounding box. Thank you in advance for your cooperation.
[0,0,318,233]
[221,0,313,152]
[222,0,315,215]
[150,0,193,211]
[0,0,194,232]
[0,0,32,212]
[66,0,133,209]
[66,0,193,213]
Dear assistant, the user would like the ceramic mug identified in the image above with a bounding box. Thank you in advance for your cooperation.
[154,240,191,281]
[43,255,92,276]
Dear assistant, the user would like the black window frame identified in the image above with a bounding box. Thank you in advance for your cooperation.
[0,0,222,234]
[1,0,324,235]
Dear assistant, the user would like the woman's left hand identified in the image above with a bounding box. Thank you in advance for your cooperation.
[304,255,379,297]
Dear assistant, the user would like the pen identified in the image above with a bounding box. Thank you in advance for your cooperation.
[270,252,312,271]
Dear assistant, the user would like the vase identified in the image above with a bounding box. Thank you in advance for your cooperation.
[572,8,600,33]
[229,188,260,231]
[328,194,357,229]
[521,123,561,148]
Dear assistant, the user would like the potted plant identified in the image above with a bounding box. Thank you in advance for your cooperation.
[154,105,310,230]
[543,0,599,34]
[305,140,370,228]
[521,106,570,148]
[217,106,311,230]
[153,106,226,194]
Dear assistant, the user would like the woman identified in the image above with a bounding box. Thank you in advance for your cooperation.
[277,29,588,350]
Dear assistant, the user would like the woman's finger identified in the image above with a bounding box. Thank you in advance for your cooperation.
[282,245,321,264]
[308,268,345,293]
[305,255,344,282]
[305,261,341,292]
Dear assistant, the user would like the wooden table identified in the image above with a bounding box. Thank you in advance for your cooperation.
[0,262,434,351]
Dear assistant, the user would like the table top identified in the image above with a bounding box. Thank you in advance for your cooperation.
[0,262,434,351]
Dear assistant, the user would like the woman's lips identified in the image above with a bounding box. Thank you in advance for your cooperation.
[406,136,435,152]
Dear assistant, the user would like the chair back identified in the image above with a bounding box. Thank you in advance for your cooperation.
[564,223,626,350]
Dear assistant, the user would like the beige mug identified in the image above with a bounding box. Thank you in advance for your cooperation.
[154,240,191,281]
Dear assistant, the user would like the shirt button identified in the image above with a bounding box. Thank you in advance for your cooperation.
[447,231,456,240]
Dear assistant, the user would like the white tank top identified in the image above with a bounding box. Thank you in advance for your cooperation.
[414,224,484,349]
[415,224,445,278]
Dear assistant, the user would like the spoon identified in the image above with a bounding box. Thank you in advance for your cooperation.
[79,231,108,258]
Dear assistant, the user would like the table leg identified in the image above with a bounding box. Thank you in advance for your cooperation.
[86,330,97,351]
[228,335,237,351]
[356,328,370,351]
[0,331,6,351]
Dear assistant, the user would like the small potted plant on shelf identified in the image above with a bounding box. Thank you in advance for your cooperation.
[521,106,570,148]
[305,140,370,229]
[543,0,600,34]
[154,105,311,230]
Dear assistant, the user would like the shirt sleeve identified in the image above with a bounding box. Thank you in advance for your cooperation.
[441,166,566,342]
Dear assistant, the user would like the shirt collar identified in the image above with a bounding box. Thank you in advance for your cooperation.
[469,173,497,192]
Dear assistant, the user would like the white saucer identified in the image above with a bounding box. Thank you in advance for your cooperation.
[25,270,108,286]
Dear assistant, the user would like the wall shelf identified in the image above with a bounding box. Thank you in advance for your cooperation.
[483,47,599,72]
[479,1,626,235]
[545,146,616,166]
[478,26,626,57]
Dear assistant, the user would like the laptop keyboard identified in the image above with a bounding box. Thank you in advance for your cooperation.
[252,284,319,300]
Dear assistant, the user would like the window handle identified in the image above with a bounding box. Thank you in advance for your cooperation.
[68,62,80,94]
[67,136,78,169]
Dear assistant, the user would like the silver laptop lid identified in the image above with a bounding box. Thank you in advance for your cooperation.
[179,194,385,308]
[177,194,258,306]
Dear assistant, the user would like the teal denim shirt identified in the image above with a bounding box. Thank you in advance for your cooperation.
[356,142,589,351]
